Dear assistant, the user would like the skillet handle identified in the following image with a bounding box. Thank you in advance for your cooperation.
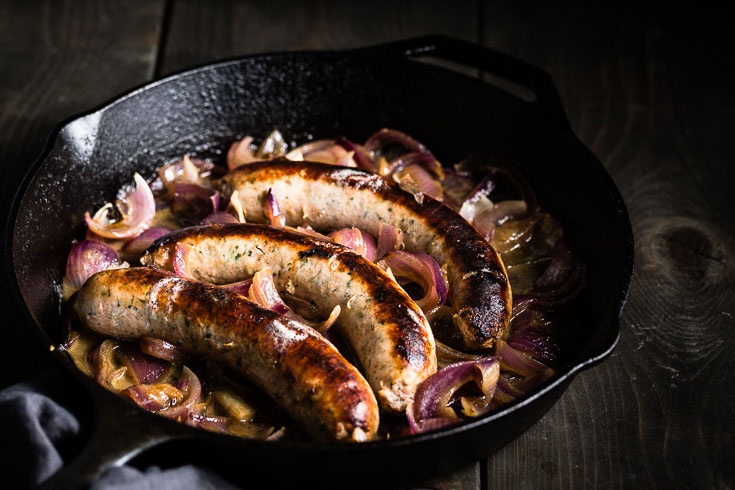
[37,385,187,489]
[368,35,571,131]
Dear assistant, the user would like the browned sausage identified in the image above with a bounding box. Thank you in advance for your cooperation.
[141,223,437,413]
[221,160,512,348]
[74,267,379,442]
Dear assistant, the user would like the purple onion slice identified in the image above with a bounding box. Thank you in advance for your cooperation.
[85,173,156,240]
[409,357,500,432]
[375,224,404,261]
[121,227,171,260]
[394,164,443,202]
[495,340,549,377]
[201,211,240,225]
[335,137,377,171]
[172,183,220,226]
[382,250,448,317]
[64,240,122,289]
[140,337,186,363]
[264,188,286,228]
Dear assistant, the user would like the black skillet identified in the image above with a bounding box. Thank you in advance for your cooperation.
[6,36,634,489]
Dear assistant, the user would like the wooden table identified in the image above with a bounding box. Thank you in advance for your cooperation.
[2,2,733,488]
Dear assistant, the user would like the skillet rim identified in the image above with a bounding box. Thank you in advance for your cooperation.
[4,38,634,454]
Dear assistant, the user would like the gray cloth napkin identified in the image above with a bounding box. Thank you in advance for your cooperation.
[0,374,240,489]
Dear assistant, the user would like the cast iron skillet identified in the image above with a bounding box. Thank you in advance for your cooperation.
[6,36,634,489]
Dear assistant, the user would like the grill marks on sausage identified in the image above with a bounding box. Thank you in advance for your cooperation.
[142,224,437,412]
[223,160,511,348]
[75,267,379,441]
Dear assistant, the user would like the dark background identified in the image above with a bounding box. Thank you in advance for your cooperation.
[1,1,733,488]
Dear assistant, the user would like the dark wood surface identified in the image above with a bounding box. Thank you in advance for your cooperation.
[1,2,733,489]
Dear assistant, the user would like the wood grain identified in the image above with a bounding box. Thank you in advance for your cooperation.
[2,2,733,489]
[481,2,735,489]
[0,0,166,386]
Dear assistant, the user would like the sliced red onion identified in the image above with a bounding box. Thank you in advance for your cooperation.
[140,337,186,362]
[493,369,554,405]
[85,173,156,240]
[220,278,253,297]
[376,224,404,261]
[294,225,331,241]
[395,164,443,202]
[335,137,377,171]
[286,139,334,161]
[201,211,239,225]
[514,241,586,310]
[382,251,448,316]
[364,129,442,177]
[463,174,497,207]
[93,339,121,389]
[495,339,549,377]
[472,200,528,242]
[286,139,357,166]
[406,400,459,435]
[119,345,171,385]
[459,194,494,224]
[435,340,483,366]
[508,328,561,366]
[249,267,290,315]
[123,384,177,412]
[172,183,220,226]
[227,136,259,170]
[156,156,224,192]
[388,151,445,180]
[329,228,370,258]
[248,268,340,333]
[173,243,195,278]
[264,188,286,228]
[187,410,229,433]
[121,227,171,260]
[159,366,202,421]
[64,240,122,289]
[410,357,500,431]
[362,232,377,262]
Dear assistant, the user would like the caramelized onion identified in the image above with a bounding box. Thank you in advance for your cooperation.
[409,357,500,432]
[382,251,448,317]
[172,183,220,226]
[365,129,442,178]
[389,151,445,180]
[472,200,528,241]
[335,137,377,171]
[227,136,259,170]
[173,243,195,279]
[376,224,404,260]
[85,173,156,240]
[265,188,286,228]
[64,240,123,289]
[395,164,443,202]
[221,278,254,297]
[249,268,340,333]
[140,337,186,363]
[121,227,171,261]
[159,367,202,421]
[495,340,549,377]
[201,211,239,225]
[328,228,376,261]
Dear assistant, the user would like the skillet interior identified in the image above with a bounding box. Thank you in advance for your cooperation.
[8,40,632,487]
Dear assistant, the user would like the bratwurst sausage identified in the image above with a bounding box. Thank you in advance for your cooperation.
[221,160,512,348]
[74,267,379,442]
[141,223,437,413]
